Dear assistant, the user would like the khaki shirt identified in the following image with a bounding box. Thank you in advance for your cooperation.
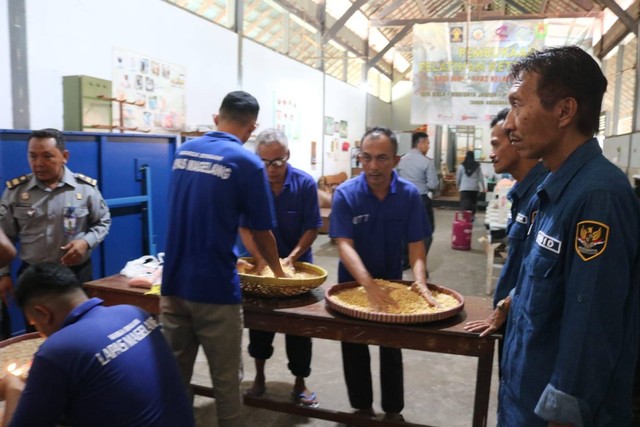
[0,166,111,271]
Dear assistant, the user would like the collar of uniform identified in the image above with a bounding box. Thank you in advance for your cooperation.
[537,138,601,204]
[60,166,78,188]
[282,164,293,189]
[31,165,75,190]
[509,162,547,202]
[356,169,399,195]
[204,131,243,146]
[62,297,104,328]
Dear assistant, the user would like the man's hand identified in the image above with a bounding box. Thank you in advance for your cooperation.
[60,239,90,266]
[410,282,440,308]
[0,373,25,426]
[282,256,294,269]
[362,280,397,312]
[464,308,507,337]
[0,276,13,306]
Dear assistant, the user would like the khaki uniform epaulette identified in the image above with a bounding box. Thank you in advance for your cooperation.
[75,173,98,186]
[5,174,31,189]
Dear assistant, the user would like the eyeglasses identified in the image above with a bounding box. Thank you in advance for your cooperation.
[262,157,288,168]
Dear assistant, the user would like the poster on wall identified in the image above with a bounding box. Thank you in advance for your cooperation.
[411,18,596,125]
[274,94,300,144]
[324,116,335,135]
[339,120,348,138]
[112,48,186,133]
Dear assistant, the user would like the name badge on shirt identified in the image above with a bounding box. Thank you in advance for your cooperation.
[536,231,561,254]
[352,214,369,225]
[515,213,528,225]
[63,205,77,236]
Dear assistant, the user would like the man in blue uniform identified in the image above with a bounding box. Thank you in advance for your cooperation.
[465,107,546,327]
[0,262,193,427]
[329,127,434,421]
[161,91,286,427]
[237,128,323,407]
[464,108,547,375]
[498,46,640,426]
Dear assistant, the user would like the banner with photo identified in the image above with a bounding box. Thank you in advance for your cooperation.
[411,18,596,125]
[112,48,186,133]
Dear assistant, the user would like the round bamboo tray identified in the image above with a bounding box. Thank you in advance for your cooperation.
[325,280,464,324]
[238,258,328,297]
[0,332,45,379]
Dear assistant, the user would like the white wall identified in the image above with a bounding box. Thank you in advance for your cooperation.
[24,0,238,130]
[242,39,324,180]
[366,94,392,129]
[323,75,367,176]
[2,0,378,182]
[0,3,11,128]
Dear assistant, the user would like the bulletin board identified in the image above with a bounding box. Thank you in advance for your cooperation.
[112,48,186,133]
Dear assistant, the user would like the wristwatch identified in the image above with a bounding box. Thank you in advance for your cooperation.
[496,297,510,312]
[0,272,10,279]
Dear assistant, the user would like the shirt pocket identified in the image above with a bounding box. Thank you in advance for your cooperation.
[524,252,561,315]
[507,220,528,242]
[387,215,408,241]
[14,206,45,242]
[69,206,90,235]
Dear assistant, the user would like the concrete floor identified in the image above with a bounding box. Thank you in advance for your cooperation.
[192,208,500,426]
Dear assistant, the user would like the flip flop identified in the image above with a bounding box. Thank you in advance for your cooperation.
[244,386,266,398]
[293,390,319,408]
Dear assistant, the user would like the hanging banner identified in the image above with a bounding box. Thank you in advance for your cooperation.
[411,18,597,125]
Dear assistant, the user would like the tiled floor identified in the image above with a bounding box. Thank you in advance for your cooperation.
[192,208,500,426]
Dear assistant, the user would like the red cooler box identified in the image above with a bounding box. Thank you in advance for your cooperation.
[452,210,473,251]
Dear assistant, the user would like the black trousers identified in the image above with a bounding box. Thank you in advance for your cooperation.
[459,191,479,215]
[341,342,404,413]
[248,329,312,378]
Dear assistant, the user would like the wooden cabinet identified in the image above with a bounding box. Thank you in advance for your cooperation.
[63,75,113,131]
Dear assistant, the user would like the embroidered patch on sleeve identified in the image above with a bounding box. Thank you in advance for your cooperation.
[575,221,609,261]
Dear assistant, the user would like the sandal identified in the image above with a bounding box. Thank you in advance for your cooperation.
[292,390,319,408]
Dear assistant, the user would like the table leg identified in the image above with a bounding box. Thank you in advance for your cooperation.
[472,343,495,427]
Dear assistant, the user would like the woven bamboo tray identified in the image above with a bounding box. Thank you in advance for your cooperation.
[0,332,45,379]
[325,280,464,324]
[238,257,328,297]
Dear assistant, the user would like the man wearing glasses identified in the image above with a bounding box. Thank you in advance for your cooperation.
[237,128,322,407]
[330,127,435,421]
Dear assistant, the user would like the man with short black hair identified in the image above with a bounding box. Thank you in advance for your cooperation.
[397,131,438,269]
[464,108,547,373]
[0,128,111,334]
[330,126,434,421]
[161,91,286,427]
[0,262,193,427]
[496,46,640,426]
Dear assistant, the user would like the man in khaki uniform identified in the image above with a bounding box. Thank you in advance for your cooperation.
[0,128,111,331]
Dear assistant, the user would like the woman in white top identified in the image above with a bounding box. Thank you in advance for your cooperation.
[456,151,485,216]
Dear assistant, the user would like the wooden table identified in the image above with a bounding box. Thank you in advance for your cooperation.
[84,275,499,427]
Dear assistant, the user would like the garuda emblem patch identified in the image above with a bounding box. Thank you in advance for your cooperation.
[575,221,609,261]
